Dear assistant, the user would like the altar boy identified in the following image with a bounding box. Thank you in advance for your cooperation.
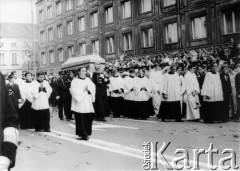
[31,71,52,132]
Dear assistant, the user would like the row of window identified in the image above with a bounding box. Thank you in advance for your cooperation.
[41,5,117,31]
[0,42,17,48]
[41,39,99,65]
[41,29,151,65]
[40,0,84,22]
[40,7,240,45]
[40,15,86,43]
[0,53,18,65]
[40,8,240,65]
[39,0,177,24]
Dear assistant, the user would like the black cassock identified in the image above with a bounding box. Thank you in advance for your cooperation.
[56,78,72,120]
[19,81,34,129]
[19,99,34,129]
[0,72,19,168]
[220,73,232,121]
[92,73,110,121]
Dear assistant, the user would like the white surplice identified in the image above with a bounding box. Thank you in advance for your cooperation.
[135,76,151,102]
[184,71,200,120]
[149,69,164,114]
[21,81,33,105]
[31,80,52,110]
[108,76,125,97]
[201,72,223,102]
[70,77,96,114]
[162,73,184,102]
[123,76,138,101]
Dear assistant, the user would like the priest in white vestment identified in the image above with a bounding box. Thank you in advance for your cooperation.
[229,67,237,117]
[149,65,164,115]
[135,68,152,119]
[201,63,224,123]
[31,71,52,132]
[184,65,201,120]
[159,65,184,122]
[70,67,96,140]
[108,69,125,118]
[123,69,138,118]
[19,72,34,129]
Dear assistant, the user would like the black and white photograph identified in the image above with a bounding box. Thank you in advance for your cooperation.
[0,0,240,170]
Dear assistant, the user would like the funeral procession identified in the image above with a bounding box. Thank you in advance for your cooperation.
[0,0,240,170]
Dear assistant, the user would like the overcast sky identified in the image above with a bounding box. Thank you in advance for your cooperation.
[0,0,37,24]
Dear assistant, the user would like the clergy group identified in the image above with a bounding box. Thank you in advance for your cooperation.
[3,60,240,140]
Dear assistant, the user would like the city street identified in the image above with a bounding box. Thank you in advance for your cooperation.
[13,111,240,171]
[1,0,240,171]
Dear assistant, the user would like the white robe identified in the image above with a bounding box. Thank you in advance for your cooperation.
[123,76,138,101]
[149,70,164,93]
[14,78,24,86]
[109,76,124,97]
[184,71,200,120]
[31,80,52,110]
[21,81,34,105]
[162,73,184,102]
[70,77,95,113]
[201,72,223,102]
[135,76,151,102]
[149,69,164,114]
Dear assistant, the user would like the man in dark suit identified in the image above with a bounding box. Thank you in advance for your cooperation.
[220,66,232,122]
[92,64,110,122]
[56,72,64,120]
[56,71,73,121]
[6,73,22,112]
[0,71,19,170]
[195,66,206,119]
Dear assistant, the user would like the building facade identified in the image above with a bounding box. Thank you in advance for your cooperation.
[0,23,38,76]
[36,0,240,73]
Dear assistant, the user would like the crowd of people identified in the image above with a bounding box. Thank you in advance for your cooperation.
[2,42,240,139]
[1,40,240,170]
